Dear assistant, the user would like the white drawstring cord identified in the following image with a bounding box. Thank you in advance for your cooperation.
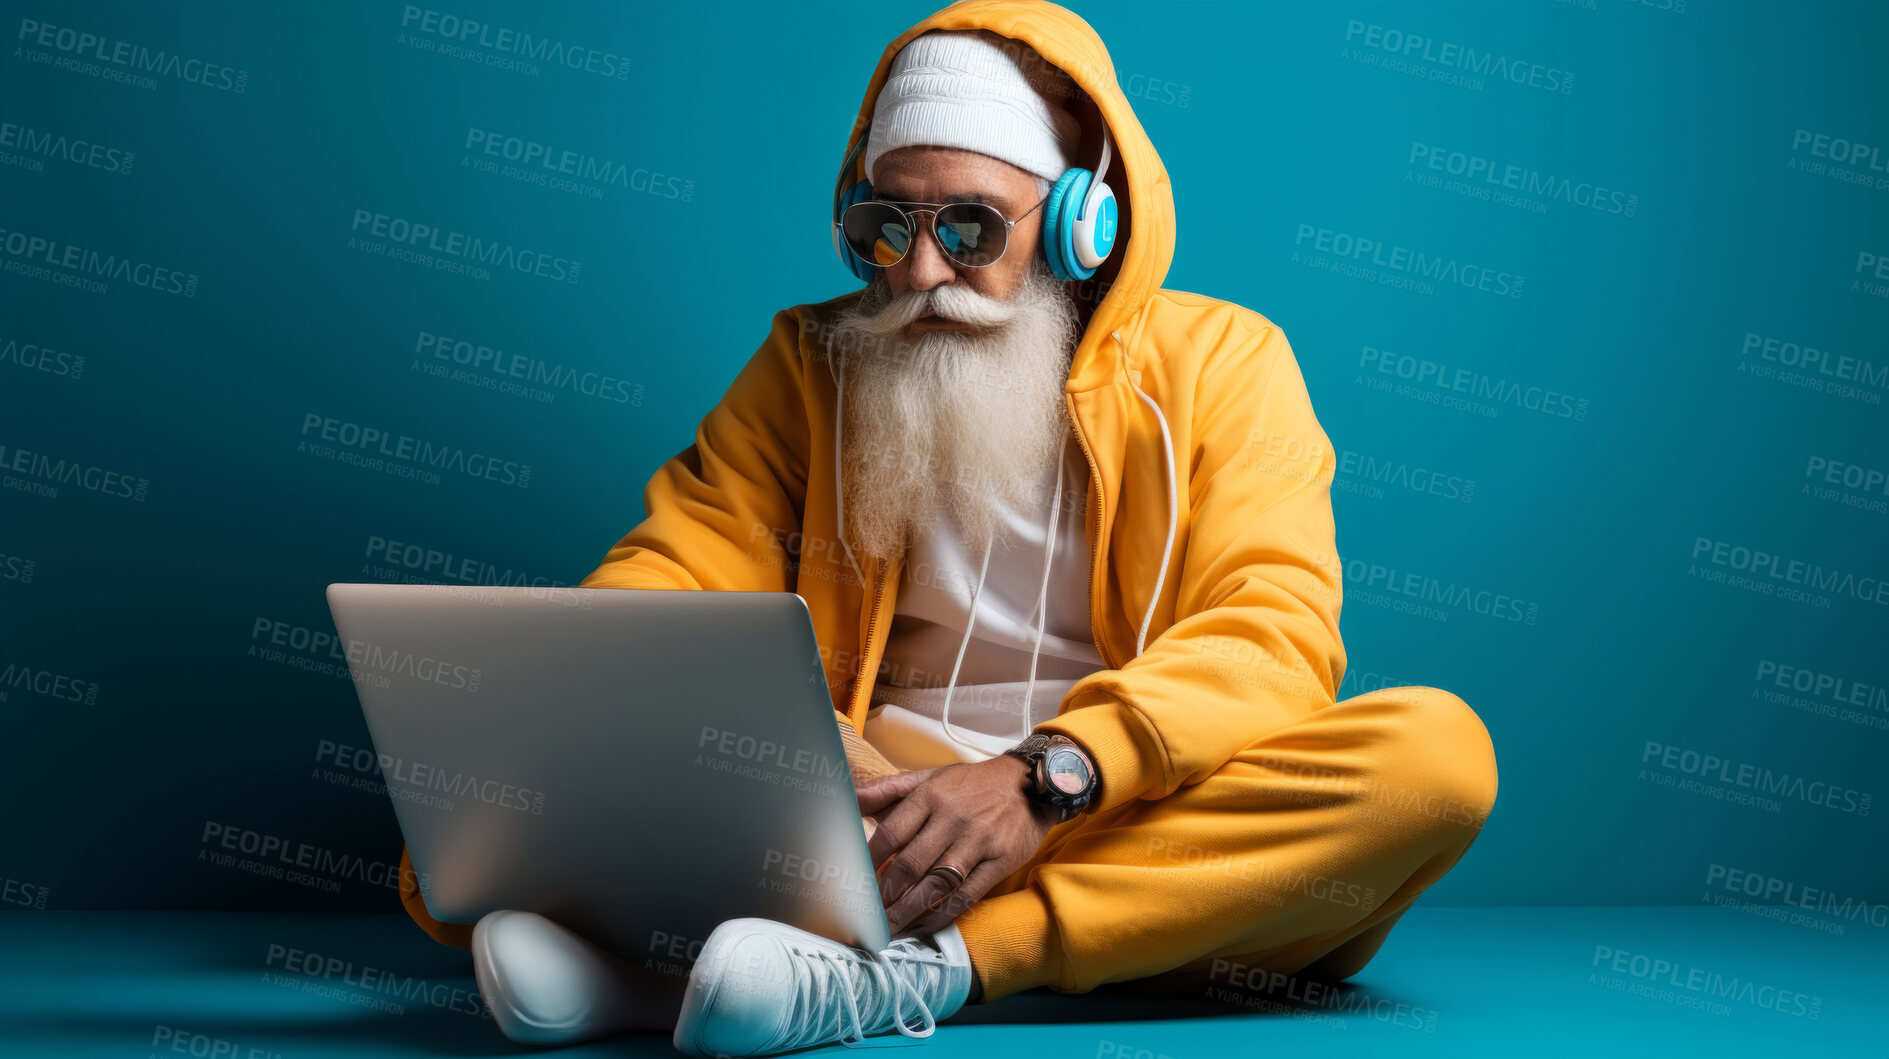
[937,534,993,753]
[940,432,1067,752]
[1123,330,1177,658]
[831,340,1042,755]
[1017,433,1069,741]
[829,325,1175,749]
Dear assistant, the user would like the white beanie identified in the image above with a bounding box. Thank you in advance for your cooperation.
[865,29,1080,186]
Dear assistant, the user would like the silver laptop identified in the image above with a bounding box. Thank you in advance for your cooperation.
[325,582,891,962]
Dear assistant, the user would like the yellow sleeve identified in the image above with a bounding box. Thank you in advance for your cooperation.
[1037,322,1346,815]
[579,308,813,593]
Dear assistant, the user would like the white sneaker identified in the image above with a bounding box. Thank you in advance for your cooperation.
[672,918,973,1057]
[472,910,647,1046]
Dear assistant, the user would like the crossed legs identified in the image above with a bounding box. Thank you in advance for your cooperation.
[401,684,1496,1031]
[949,685,1498,1001]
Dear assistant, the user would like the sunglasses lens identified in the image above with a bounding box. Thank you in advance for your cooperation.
[841,202,1011,268]
[842,202,911,267]
[936,203,1005,267]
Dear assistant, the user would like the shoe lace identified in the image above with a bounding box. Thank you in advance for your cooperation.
[778,937,949,1051]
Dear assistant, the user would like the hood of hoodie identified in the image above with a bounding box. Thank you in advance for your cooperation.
[560,1,1344,780]
[837,0,1176,393]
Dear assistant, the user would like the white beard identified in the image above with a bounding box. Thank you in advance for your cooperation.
[824,257,1082,566]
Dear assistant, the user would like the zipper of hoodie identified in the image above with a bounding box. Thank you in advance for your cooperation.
[846,556,892,729]
[1065,328,1124,674]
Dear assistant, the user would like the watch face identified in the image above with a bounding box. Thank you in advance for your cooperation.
[1046,748,1091,795]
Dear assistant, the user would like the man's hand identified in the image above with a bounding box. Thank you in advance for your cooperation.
[855,755,1059,937]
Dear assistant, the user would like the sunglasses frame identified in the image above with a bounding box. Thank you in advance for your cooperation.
[835,193,1050,270]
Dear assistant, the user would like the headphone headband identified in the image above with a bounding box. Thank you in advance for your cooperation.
[1081,126,1113,222]
[833,128,868,217]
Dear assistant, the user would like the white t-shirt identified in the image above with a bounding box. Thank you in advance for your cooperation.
[862,429,1108,769]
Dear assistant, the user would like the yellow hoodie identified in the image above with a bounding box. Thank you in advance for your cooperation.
[398,0,1352,958]
[578,0,1346,820]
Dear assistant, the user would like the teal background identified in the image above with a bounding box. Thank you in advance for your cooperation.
[2,0,1885,921]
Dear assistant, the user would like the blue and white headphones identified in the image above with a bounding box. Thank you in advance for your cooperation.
[830,122,1119,285]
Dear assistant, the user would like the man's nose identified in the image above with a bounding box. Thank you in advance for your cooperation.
[903,217,959,291]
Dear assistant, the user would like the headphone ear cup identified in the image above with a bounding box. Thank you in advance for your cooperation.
[1071,181,1117,272]
[836,178,876,284]
[1047,169,1102,282]
[1040,168,1085,283]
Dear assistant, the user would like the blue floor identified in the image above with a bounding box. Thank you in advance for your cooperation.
[3,906,1883,1057]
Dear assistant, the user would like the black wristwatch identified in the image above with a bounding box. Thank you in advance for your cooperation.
[1004,733,1098,822]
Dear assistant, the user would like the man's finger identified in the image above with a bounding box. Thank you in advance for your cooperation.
[855,768,932,814]
[904,855,1008,939]
[881,825,968,930]
[887,868,960,935]
[865,789,931,869]
[888,837,984,935]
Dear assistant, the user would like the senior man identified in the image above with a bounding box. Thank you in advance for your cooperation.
[395,3,1498,1055]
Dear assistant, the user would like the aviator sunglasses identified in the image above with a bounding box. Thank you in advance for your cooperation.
[837,193,1049,270]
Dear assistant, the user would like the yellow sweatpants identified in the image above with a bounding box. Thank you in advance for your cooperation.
[953,684,1498,1002]
[399,684,1497,1007]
